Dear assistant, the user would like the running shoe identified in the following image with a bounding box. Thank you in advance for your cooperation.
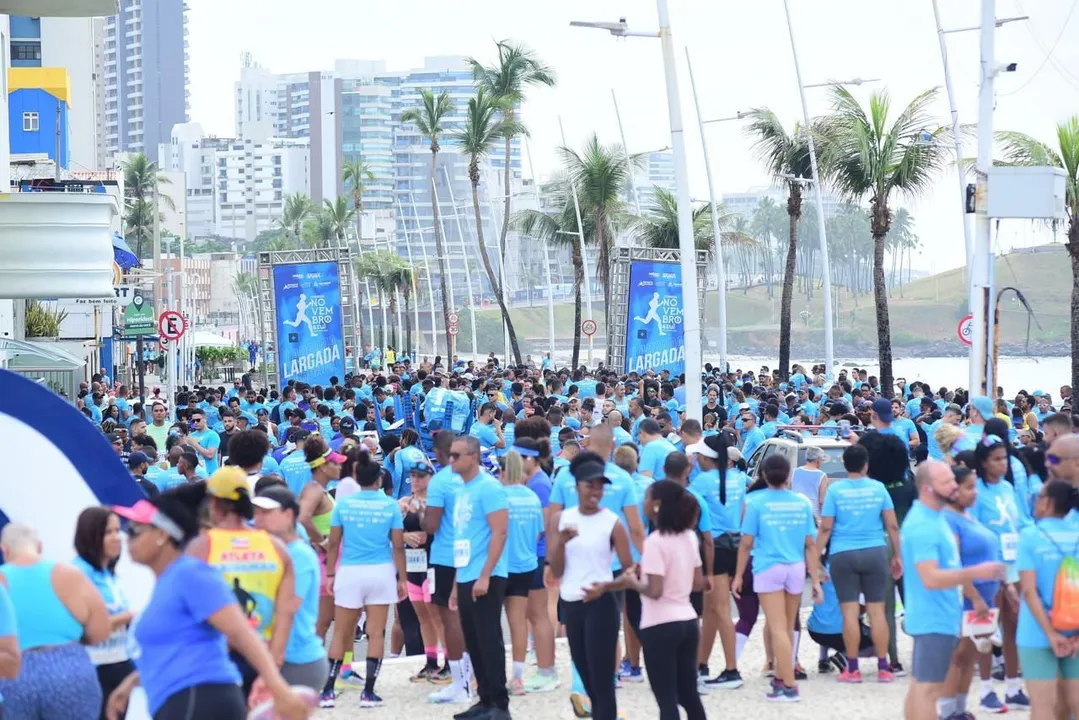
[837,669,863,683]
[359,691,383,708]
[338,666,364,688]
[523,672,561,693]
[818,659,833,674]
[410,666,434,683]
[618,658,632,678]
[508,677,526,696]
[794,664,808,681]
[1005,690,1030,710]
[453,702,492,720]
[429,666,453,685]
[696,675,710,695]
[762,661,776,678]
[992,666,1006,682]
[980,691,1009,714]
[829,653,848,674]
[890,662,906,677]
[878,668,895,683]
[618,666,644,683]
[319,689,336,709]
[569,692,592,718]
[429,683,472,705]
[704,669,744,689]
[765,681,800,703]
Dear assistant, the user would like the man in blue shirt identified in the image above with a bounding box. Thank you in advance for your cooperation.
[900,460,1005,720]
[184,408,221,474]
[469,402,506,451]
[740,410,766,462]
[637,419,677,480]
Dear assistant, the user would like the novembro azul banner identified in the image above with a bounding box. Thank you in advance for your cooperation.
[274,262,345,387]
[624,261,686,376]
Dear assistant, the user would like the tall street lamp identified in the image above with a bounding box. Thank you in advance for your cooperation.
[571,2,704,418]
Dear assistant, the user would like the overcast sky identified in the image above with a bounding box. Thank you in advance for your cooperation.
[187,0,1079,272]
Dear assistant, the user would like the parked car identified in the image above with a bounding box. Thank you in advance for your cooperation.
[745,432,851,484]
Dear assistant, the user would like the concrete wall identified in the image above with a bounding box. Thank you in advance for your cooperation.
[40,16,97,170]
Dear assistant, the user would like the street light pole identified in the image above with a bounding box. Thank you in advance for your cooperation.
[612,89,642,215]
[408,193,440,359]
[782,0,835,382]
[397,198,422,359]
[440,167,479,362]
[525,139,557,359]
[970,0,997,396]
[686,48,735,374]
[558,116,594,366]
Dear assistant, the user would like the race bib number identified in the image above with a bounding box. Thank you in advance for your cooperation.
[1000,533,1019,563]
[88,628,129,666]
[406,548,428,573]
[453,540,471,568]
[427,568,436,594]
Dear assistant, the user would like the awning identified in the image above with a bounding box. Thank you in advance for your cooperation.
[191,331,233,348]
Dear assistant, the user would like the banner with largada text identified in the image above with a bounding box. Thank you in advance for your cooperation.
[273,262,346,387]
[624,261,686,377]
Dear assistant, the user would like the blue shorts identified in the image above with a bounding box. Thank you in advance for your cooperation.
[1019,645,1079,681]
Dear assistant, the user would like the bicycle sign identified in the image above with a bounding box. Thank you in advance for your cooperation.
[957,314,973,346]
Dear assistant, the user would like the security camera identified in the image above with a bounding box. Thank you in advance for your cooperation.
[1003,62,1018,72]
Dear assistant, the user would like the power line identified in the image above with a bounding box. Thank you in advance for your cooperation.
[1000,0,1079,96]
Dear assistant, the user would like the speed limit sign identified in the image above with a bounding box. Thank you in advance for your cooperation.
[158,336,170,351]
[582,319,598,337]
[448,312,460,325]
[957,314,973,346]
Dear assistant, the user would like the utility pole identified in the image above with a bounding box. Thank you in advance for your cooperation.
[970,0,997,395]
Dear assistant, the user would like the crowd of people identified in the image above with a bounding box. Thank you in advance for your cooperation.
[0,353,1076,720]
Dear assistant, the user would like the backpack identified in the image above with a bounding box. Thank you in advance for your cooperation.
[1038,525,1079,632]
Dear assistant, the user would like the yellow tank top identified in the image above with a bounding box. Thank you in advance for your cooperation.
[312,494,335,538]
[206,528,284,642]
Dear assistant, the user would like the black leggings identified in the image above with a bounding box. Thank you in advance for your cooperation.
[639,620,706,720]
[96,660,135,720]
[154,683,246,720]
[563,594,620,720]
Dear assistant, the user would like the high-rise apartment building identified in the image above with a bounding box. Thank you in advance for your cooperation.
[102,0,188,163]
[634,150,677,209]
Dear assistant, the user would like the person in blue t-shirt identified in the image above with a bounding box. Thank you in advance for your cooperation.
[323,448,406,708]
[1016,480,1079,718]
[638,419,677,480]
[469,403,506,451]
[739,410,766,463]
[184,408,222,475]
[448,435,512,717]
[734,453,821,702]
[817,444,901,682]
[900,460,1005,720]
[108,483,309,720]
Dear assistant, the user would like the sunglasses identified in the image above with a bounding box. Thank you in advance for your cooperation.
[123,522,151,539]
[448,451,476,460]
[1046,453,1073,466]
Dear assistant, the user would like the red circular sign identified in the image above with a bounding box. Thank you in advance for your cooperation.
[159,310,186,340]
[582,319,598,337]
[957,314,973,346]
[448,325,459,336]
[158,337,170,350]
[448,312,460,325]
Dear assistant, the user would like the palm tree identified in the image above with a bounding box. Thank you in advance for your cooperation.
[888,208,915,297]
[342,159,375,246]
[559,134,638,327]
[514,174,594,369]
[994,117,1079,390]
[390,261,416,355]
[454,88,526,366]
[744,109,817,381]
[400,90,455,355]
[276,193,311,247]
[750,196,786,296]
[122,153,175,259]
[322,197,356,248]
[820,86,947,397]
[636,187,760,257]
[302,209,337,249]
[469,40,556,267]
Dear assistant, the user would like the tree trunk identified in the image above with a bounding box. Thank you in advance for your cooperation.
[429,149,453,359]
[778,187,801,382]
[353,205,366,352]
[898,244,905,298]
[389,294,398,348]
[404,293,413,358]
[471,174,523,365]
[571,239,584,371]
[1069,217,1079,395]
[871,202,894,398]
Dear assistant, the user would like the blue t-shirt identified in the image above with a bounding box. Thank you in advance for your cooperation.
[331,489,404,566]
[741,427,765,460]
[613,426,633,447]
[942,509,1001,609]
[452,473,509,584]
[821,477,894,555]
[550,461,638,572]
[526,471,553,558]
[504,485,543,574]
[131,556,241,714]
[807,572,843,635]
[740,488,816,573]
[393,445,428,499]
[188,429,221,474]
[469,422,499,450]
[925,419,946,460]
[426,466,464,567]
[0,583,15,639]
[900,501,963,636]
[973,478,1022,571]
[639,437,678,480]
[1017,517,1079,648]
[687,487,712,535]
[285,539,327,664]
[280,452,313,497]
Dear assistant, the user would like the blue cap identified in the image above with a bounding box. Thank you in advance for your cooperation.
[969,396,995,420]
[871,398,894,423]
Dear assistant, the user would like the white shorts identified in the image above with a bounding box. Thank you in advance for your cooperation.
[334,562,397,609]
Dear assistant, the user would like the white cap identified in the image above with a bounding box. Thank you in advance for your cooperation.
[685,440,720,459]
[738,402,751,411]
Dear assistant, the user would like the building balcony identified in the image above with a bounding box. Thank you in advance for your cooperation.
[0,0,118,15]
[0,193,119,299]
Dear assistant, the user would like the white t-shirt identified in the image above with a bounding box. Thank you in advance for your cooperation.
[558,506,617,602]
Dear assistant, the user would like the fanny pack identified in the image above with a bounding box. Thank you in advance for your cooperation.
[716,532,741,553]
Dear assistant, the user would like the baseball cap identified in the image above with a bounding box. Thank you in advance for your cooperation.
[309,448,347,470]
[871,398,894,423]
[127,451,151,468]
[207,467,250,502]
[252,485,300,514]
[112,499,186,542]
[727,446,744,463]
[409,464,435,476]
[738,402,751,411]
[570,458,611,484]
[969,396,995,420]
[339,416,356,433]
[686,434,725,460]
[106,432,121,444]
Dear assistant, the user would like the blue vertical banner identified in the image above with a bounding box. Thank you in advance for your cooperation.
[273,262,346,387]
[624,261,686,376]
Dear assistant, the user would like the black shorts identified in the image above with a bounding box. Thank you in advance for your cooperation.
[430,564,456,607]
[714,537,739,577]
[690,590,703,617]
[531,558,547,591]
[506,570,534,598]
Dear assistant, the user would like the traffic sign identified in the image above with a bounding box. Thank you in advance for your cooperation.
[582,319,598,337]
[159,310,187,340]
[957,314,973,346]
[448,325,459,336]
[448,312,460,325]
[158,337,170,351]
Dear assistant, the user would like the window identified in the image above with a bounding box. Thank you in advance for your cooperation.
[11,41,41,62]
[22,112,39,132]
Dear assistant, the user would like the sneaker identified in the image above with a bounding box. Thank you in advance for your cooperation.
[696,675,710,695]
[829,653,848,674]
[980,691,1009,714]
[766,681,800,703]
[705,669,744,689]
[794,664,808,681]
[319,689,336,709]
[569,692,592,718]
[453,702,491,720]
[338,666,364,688]
[762,661,775,678]
[429,683,472,705]
[508,677,526,696]
[878,668,895,683]
[818,659,833,674]
[1005,690,1030,710]
[527,648,537,666]
[359,691,383,708]
[411,666,434,683]
[890,662,906,677]
[619,666,644,683]
[429,666,453,685]
[992,666,1006,682]
[618,658,632,678]
[523,672,561,693]
[837,669,862,683]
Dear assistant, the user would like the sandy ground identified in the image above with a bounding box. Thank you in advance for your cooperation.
[317,618,1007,720]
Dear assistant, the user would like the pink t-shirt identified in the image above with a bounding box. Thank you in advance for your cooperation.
[639,530,701,629]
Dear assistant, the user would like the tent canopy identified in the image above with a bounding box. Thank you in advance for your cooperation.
[191,331,233,348]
